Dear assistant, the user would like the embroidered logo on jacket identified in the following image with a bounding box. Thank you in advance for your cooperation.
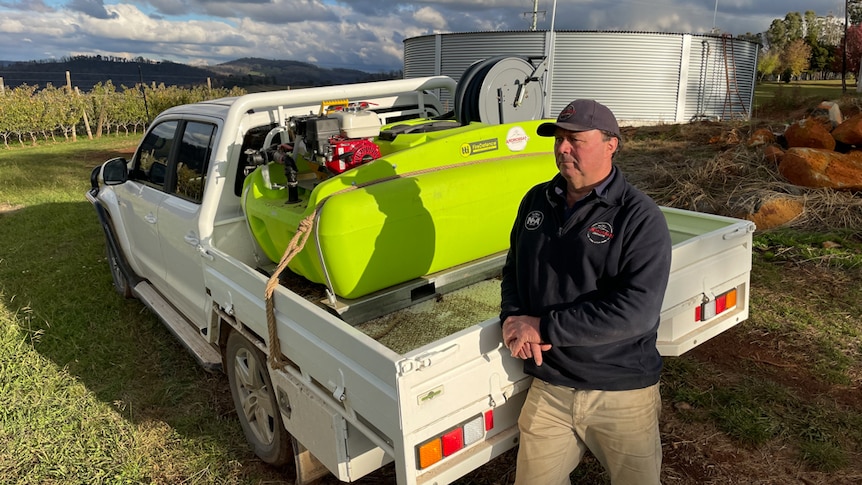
[587,222,614,244]
[525,211,544,230]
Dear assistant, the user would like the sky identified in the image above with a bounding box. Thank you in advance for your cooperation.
[0,1,850,72]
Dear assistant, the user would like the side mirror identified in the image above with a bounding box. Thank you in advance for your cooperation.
[103,157,129,185]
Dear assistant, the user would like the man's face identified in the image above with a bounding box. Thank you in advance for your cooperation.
[553,128,617,191]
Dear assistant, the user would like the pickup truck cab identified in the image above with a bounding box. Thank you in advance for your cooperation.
[88,59,755,484]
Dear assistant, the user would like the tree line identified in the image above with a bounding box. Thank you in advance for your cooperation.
[0,81,245,148]
[743,4,862,82]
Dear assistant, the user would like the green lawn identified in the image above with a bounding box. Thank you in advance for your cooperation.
[0,137,283,484]
[755,79,851,101]
[752,78,860,115]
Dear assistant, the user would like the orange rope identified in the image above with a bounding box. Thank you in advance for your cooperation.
[265,208,318,368]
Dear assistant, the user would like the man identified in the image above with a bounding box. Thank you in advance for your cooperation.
[500,99,672,485]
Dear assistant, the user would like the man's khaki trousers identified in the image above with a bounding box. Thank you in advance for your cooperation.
[514,379,662,485]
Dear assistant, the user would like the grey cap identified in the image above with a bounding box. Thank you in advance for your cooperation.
[537,99,621,138]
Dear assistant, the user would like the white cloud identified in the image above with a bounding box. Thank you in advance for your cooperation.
[413,6,447,31]
[0,0,850,71]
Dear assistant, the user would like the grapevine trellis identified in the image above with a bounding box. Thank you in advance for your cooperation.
[0,81,245,148]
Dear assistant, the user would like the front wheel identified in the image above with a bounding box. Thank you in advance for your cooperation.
[106,242,132,299]
[225,330,292,466]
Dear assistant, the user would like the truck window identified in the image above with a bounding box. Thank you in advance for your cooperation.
[235,123,276,197]
[132,120,178,189]
[175,121,216,203]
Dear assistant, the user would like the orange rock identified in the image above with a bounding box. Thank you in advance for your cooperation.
[779,147,862,189]
[784,118,836,150]
[763,144,784,164]
[709,129,741,146]
[812,101,843,128]
[831,112,862,145]
[742,197,804,230]
[748,128,775,147]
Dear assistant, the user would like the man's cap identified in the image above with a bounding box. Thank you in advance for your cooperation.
[537,99,620,138]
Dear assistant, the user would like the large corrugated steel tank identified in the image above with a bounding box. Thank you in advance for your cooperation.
[403,31,759,124]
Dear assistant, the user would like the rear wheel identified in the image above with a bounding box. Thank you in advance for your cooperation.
[225,330,292,466]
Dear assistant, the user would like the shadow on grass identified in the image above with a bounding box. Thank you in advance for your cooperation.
[0,199,289,482]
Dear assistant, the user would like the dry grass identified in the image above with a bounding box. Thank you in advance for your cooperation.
[618,120,862,233]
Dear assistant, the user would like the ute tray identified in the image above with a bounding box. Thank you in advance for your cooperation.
[260,251,506,326]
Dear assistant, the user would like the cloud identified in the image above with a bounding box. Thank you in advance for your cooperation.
[196,0,339,25]
[0,0,849,72]
[66,0,117,19]
[0,0,53,12]
[143,0,192,17]
[413,7,447,31]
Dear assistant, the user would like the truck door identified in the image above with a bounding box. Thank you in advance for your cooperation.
[156,121,217,325]
[114,120,179,288]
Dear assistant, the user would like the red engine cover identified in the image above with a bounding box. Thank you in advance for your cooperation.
[327,138,381,174]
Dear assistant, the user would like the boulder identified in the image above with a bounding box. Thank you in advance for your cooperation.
[763,144,784,164]
[831,112,862,146]
[784,118,836,150]
[709,128,741,146]
[748,128,775,147]
[811,101,843,128]
[741,197,805,230]
[779,147,862,190]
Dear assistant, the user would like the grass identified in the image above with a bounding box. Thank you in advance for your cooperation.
[755,79,850,103]
[660,226,862,473]
[0,309,143,482]
[2,108,862,483]
[753,79,862,121]
[754,228,862,269]
[0,137,281,484]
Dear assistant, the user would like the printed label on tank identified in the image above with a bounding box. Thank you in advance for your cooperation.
[506,126,529,151]
[460,138,498,157]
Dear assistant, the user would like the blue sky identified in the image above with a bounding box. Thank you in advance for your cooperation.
[0,1,849,72]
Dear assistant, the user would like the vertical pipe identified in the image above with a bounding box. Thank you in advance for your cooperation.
[544,0,558,117]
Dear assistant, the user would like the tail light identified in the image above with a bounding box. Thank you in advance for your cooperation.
[695,287,738,322]
[417,410,494,469]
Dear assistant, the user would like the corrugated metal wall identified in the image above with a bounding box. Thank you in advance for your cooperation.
[403,31,759,124]
[683,35,759,121]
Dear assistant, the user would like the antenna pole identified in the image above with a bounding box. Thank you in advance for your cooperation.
[531,0,539,30]
[713,0,718,31]
[525,0,546,31]
[549,0,557,32]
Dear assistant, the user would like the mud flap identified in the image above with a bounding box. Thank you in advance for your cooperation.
[292,438,330,485]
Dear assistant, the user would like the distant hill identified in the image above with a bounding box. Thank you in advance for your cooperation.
[0,55,402,92]
[211,58,401,88]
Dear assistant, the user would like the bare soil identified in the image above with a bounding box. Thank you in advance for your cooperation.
[0,203,24,215]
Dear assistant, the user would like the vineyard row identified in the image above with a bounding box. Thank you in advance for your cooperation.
[0,81,246,148]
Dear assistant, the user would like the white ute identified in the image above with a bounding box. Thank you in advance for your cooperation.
[87,58,755,485]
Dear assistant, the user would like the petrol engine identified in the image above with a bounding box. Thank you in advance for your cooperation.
[243,103,384,205]
[290,105,382,175]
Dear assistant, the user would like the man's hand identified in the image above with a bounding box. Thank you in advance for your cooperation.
[502,315,552,366]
